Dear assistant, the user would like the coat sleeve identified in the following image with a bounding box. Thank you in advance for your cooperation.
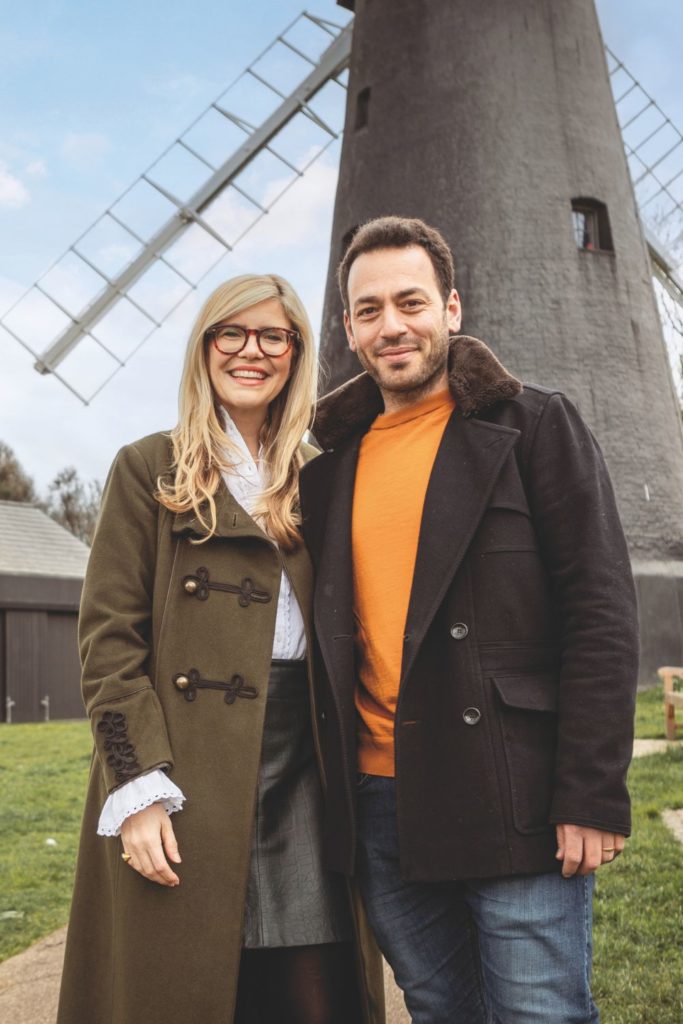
[524,392,639,836]
[80,441,174,793]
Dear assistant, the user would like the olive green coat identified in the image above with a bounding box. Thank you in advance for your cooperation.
[57,431,384,1024]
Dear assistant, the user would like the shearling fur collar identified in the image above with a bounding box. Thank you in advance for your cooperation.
[313,335,522,451]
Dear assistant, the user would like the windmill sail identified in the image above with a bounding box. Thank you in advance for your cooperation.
[0,10,352,403]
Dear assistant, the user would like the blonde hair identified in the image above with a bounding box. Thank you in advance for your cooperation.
[157,274,317,549]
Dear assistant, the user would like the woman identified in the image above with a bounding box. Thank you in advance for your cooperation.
[57,274,384,1024]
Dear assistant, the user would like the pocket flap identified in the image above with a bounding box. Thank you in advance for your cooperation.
[492,674,558,713]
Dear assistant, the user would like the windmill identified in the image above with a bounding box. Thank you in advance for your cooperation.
[2,2,682,680]
[321,0,683,682]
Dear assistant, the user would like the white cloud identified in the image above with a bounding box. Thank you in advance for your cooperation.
[25,159,48,178]
[61,132,112,168]
[0,273,25,312]
[0,161,30,209]
[146,73,207,100]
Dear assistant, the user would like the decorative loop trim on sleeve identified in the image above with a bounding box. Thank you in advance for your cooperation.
[97,710,141,783]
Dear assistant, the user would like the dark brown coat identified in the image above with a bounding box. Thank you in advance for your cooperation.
[57,431,385,1024]
[300,336,639,882]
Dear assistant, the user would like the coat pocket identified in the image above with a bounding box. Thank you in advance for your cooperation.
[492,674,558,835]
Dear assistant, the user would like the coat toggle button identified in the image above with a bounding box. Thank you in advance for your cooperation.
[463,707,481,726]
[183,578,198,594]
[450,622,469,640]
[174,674,190,690]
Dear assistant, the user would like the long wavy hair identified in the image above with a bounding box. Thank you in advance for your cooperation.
[157,274,317,549]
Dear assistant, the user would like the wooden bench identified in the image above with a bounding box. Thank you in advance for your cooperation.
[657,666,683,741]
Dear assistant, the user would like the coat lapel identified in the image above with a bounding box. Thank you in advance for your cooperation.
[170,479,268,542]
[313,438,362,697]
[401,411,520,684]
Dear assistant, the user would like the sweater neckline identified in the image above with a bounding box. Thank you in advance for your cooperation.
[370,389,454,431]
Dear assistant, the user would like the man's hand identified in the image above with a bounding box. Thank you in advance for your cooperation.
[121,803,182,886]
[555,824,625,878]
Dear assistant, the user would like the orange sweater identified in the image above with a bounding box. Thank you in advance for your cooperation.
[352,390,456,776]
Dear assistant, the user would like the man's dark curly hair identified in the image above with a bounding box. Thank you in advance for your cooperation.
[337,216,456,310]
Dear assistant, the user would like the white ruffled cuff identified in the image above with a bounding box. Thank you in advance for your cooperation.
[97,769,186,837]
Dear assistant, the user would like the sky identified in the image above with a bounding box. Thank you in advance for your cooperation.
[0,0,681,493]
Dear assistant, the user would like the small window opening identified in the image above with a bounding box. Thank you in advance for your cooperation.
[340,225,359,260]
[355,87,371,131]
[571,198,614,253]
[572,207,598,250]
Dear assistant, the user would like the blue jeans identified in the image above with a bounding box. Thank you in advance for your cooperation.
[356,775,599,1024]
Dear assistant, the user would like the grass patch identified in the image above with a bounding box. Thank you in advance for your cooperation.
[0,721,91,961]
[0,699,682,1022]
[593,746,683,1023]
[635,684,669,739]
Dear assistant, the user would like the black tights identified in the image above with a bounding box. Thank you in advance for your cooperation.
[234,941,362,1024]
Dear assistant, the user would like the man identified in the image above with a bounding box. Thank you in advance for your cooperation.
[299,216,638,1023]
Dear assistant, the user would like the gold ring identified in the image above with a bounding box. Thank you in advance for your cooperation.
[121,852,132,862]
[602,848,615,853]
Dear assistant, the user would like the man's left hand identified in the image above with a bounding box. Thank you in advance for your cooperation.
[555,824,625,878]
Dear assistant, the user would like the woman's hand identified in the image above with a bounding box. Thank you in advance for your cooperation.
[121,803,182,886]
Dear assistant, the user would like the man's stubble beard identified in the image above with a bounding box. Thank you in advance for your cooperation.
[359,321,451,410]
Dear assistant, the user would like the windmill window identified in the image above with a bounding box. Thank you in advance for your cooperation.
[341,225,359,259]
[572,207,598,250]
[571,198,614,253]
[355,87,371,131]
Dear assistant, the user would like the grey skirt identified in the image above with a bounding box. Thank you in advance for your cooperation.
[242,660,352,948]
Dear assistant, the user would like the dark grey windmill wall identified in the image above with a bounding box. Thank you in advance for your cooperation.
[322,0,683,681]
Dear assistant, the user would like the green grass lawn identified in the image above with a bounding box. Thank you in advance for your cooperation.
[634,683,670,739]
[0,720,92,961]
[1,692,682,1022]
[593,746,683,1023]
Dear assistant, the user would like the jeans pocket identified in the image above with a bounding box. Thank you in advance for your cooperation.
[356,772,375,791]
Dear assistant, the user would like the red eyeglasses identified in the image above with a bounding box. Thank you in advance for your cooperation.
[205,324,299,358]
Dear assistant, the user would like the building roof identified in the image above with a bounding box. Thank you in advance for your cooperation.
[0,501,90,578]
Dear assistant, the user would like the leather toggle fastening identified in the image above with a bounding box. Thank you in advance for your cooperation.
[182,566,271,607]
[173,668,259,705]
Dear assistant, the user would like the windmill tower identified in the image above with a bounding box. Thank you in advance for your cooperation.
[321,0,683,680]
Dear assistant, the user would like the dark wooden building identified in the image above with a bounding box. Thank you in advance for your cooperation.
[0,501,89,722]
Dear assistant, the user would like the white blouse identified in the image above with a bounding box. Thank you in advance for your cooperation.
[97,413,307,836]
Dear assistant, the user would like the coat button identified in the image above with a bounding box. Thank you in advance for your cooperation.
[174,674,190,690]
[183,578,198,594]
[450,622,469,640]
[320,710,327,723]
[463,707,481,726]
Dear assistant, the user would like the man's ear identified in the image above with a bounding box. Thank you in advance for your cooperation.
[343,310,357,352]
[446,289,462,334]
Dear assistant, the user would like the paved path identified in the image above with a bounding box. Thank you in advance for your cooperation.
[2,738,678,1024]
[632,738,674,757]
[0,927,66,1024]
[662,808,683,844]
[0,925,410,1024]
